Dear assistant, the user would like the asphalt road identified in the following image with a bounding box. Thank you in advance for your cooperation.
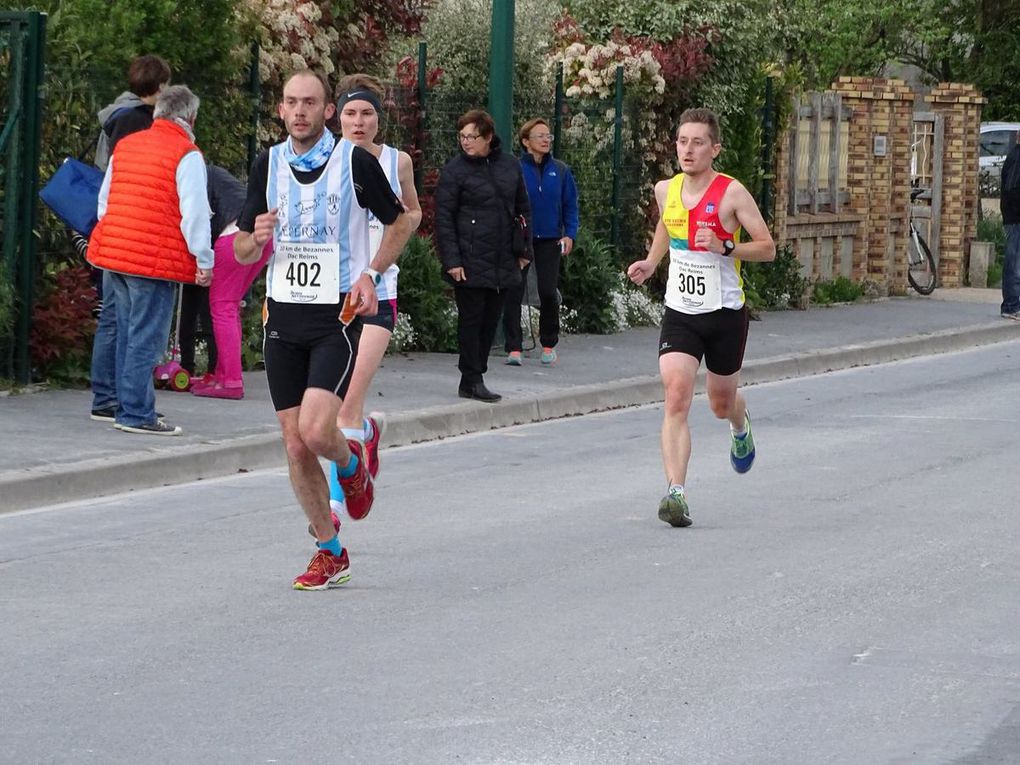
[3,342,1020,764]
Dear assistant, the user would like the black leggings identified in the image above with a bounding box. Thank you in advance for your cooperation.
[502,238,561,351]
[178,283,217,375]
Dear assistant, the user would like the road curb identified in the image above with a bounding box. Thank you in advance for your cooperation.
[3,322,1017,513]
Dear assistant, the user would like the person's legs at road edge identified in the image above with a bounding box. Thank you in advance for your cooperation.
[502,264,527,363]
[478,288,506,375]
[1001,223,1020,317]
[533,239,562,363]
[109,272,178,434]
[89,270,118,420]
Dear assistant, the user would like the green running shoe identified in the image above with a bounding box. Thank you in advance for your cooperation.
[730,410,756,474]
[657,487,692,527]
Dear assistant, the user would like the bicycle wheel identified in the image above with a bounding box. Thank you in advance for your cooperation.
[907,228,937,295]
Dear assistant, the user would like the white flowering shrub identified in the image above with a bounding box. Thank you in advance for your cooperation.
[559,41,665,101]
[389,312,418,352]
[612,273,662,329]
[242,0,340,143]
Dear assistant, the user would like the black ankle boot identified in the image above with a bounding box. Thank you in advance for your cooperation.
[458,381,502,403]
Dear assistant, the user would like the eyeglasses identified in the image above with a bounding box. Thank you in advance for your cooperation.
[458,133,481,142]
[529,133,553,141]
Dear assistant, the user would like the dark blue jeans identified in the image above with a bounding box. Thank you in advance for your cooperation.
[106,272,175,427]
[89,270,118,411]
[1002,224,1020,314]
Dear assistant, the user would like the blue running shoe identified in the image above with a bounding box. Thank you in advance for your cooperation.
[730,410,756,474]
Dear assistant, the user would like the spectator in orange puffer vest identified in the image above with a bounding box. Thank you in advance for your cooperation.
[87,85,214,436]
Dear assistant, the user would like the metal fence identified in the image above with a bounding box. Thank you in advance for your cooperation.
[374,54,647,263]
[0,11,46,384]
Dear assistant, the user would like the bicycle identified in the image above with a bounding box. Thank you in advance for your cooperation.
[907,187,937,295]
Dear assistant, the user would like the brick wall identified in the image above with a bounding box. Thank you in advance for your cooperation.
[773,77,983,292]
[925,83,984,287]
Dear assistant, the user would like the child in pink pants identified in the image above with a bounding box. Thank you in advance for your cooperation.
[191,229,271,399]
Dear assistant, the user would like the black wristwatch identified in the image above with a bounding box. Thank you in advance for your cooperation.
[722,240,736,257]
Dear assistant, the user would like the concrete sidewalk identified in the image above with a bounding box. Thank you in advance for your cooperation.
[2,291,1017,512]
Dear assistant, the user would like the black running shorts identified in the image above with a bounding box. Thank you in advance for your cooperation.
[362,297,397,332]
[658,305,749,376]
[262,298,362,411]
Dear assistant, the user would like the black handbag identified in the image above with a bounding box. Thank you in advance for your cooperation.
[484,164,531,258]
[511,213,529,258]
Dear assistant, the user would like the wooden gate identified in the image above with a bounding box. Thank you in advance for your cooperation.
[910,111,944,270]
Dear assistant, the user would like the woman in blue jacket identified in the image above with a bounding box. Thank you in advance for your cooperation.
[502,118,579,366]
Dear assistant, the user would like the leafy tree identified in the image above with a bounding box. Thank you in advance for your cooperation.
[417,0,560,95]
[27,0,259,173]
[561,0,782,115]
[780,0,1020,119]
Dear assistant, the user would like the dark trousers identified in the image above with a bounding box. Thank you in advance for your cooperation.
[179,283,217,375]
[502,238,561,351]
[454,285,507,386]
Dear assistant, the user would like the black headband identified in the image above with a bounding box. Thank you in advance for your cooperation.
[337,89,382,114]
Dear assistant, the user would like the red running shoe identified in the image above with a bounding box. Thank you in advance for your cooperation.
[364,412,386,478]
[292,548,350,590]
[307,510,342,539]
[338,440,374,520]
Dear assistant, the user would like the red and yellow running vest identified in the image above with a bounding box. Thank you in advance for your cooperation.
[661,172,744,313]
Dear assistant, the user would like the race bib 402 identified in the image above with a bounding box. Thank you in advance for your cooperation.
[268,241,341,304]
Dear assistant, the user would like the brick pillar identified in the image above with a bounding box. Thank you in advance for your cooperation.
[831,77,914,293]
[925,83,984,288]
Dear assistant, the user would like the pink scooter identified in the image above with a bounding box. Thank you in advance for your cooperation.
[154,284,191,392]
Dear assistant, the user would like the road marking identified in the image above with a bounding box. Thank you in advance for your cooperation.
[842,415,1013,422]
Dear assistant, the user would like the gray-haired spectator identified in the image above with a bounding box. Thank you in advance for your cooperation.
[86,85,214,435]
[87,55,172,423]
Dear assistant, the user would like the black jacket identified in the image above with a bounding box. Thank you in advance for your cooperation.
[206,164,247,243]
[435,136,532,289]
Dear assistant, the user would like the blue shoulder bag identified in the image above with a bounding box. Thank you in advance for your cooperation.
[38,157,104,236]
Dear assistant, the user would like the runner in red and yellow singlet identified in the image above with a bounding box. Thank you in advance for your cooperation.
[628,108,776,527]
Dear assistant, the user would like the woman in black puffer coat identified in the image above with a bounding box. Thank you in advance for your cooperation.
[435,109,532,403]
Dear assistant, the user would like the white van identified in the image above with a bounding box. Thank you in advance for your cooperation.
[981,122,1019,171]
[979,122,1019,195]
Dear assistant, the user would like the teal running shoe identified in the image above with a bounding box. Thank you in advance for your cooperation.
[657,487,692,527]
[730,410,756,474]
